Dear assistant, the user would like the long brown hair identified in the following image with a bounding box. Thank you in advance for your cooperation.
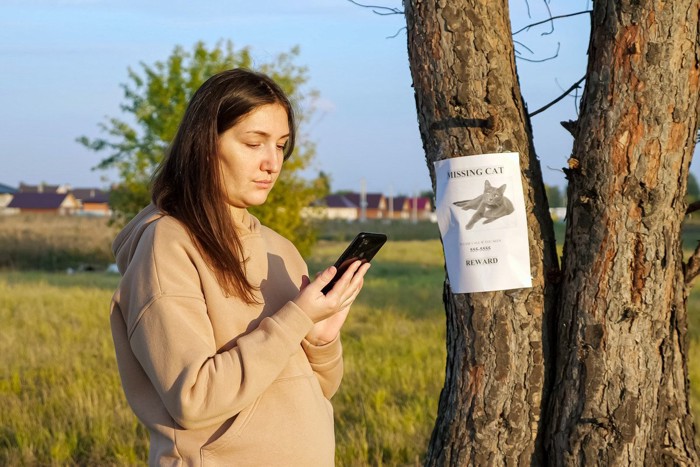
[151,68,296,302]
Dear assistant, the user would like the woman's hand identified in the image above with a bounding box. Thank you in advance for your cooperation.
[293,260,371,344]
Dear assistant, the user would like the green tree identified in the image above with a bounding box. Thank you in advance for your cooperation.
[313,170,332,198]
[545,184,565,207]
[687,172,699,204]
[79,40,325,256]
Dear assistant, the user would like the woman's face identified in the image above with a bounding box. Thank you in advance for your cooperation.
[217,103,290,208]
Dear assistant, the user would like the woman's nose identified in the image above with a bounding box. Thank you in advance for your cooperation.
[261,145,281,173]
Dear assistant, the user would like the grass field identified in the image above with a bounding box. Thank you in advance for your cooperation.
[1,215,700,464]
[0,235,446,465]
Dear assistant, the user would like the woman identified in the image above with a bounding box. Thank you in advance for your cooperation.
[110,68,370,466]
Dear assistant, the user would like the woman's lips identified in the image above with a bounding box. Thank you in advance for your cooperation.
[254,180,273,188]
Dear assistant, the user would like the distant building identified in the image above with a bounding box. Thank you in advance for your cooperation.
[307,192,434,222]
[15,183,111,216]
[388,195,433,221]
[339,193,386,220]
[0,183,17,213]
[6,192,80,215]
[18,182,67,194]
[71,188,111,216]
[317,194,359,221]
[549,207,567,221]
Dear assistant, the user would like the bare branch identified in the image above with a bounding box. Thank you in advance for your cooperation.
[540,0,555,36]
[684,240,700,286]
[516,42,561,63]
[528,75,586,118]
[687,201,700,215]
[387,27,407,39]
[560,120,578,137]
[513,40,535,56]
[346,0,403,15]
[512,11,592,36]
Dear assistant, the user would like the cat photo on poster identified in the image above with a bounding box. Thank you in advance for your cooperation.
[452,179,517,231]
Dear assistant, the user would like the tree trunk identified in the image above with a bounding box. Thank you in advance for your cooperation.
[546,1,700,465]
[404,1,560,464]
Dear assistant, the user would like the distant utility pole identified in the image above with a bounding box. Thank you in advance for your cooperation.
[412,191,418,224]
[388,185,394,223]
[359,178,367,222]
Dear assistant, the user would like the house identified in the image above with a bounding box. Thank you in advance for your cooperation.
[18,182,67,194]
[404,196,434,221]
[17,183,111,216]
[310,192,435,222]
[0,183,17,212]
[337,193,387,220]
[71,188,111,216]
[6,192,80,215]
[382,195,434,221]
[317,194,359,221]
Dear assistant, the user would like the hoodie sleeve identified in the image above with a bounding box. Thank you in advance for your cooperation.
[129,296,314,430]
[260,225,345,399]
[301,335,344,399]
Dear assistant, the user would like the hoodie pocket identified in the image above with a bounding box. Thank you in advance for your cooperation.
[200,374,335,465]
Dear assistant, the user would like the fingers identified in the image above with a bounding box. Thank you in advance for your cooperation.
[311,266,337,292]
[324,260,363,297]
[334,261,371,303]
[293,261,371,324]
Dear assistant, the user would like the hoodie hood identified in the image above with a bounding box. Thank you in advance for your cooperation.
[112,203,261,275]
[112,204,163,275]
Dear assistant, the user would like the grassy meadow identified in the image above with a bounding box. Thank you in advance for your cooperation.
[1,214,700,465]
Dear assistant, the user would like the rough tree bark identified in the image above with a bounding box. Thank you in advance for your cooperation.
[546,1,700,465]
[404,1,560,464]
[404,0,700,465]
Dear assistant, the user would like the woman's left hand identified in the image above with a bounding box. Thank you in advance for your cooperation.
[304,261,371,345]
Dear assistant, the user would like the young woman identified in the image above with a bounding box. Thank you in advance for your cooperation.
[110,68,370,465]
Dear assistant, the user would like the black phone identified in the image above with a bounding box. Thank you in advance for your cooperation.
[321,232,387,294]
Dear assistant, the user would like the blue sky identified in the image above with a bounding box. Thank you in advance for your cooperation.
[0,0,626,196]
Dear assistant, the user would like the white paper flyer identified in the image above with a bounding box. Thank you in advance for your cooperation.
[434,152,532,293]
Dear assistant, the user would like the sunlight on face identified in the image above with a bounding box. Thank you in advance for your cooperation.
[217,103,290,208]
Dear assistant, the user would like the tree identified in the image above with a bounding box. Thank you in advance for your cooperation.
[400,0,700,464]
[688,173,699,204]
[545,184,565,208]
[79,41,325,256]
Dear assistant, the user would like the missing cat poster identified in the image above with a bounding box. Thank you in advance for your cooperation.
[434,152,532,293]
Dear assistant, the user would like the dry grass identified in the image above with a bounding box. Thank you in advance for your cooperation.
[0,214,117,270]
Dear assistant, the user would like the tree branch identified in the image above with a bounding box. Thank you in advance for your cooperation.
[686,201,700,215]
[516,42,561,63]
[685,240,700,286]
[387,27,407,39]
[346,0,403,15]
[528,75,586,118]
[513,10,593,36]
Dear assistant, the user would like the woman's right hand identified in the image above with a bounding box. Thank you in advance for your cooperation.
[292,260,365,323]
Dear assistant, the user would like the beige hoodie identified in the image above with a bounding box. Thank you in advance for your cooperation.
[110,204,342,466]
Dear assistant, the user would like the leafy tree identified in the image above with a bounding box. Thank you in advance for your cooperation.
[79,41,325,255]
[688,172,699,204]
[545,184,565,207]
[313,170,332,198]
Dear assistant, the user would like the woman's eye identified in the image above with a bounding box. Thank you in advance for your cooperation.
[246,143,262,149]
[276,145,285,151]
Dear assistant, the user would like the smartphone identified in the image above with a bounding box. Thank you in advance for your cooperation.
[321,232,387,294]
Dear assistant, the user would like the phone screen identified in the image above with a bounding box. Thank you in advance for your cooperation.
[321,232,387,294]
